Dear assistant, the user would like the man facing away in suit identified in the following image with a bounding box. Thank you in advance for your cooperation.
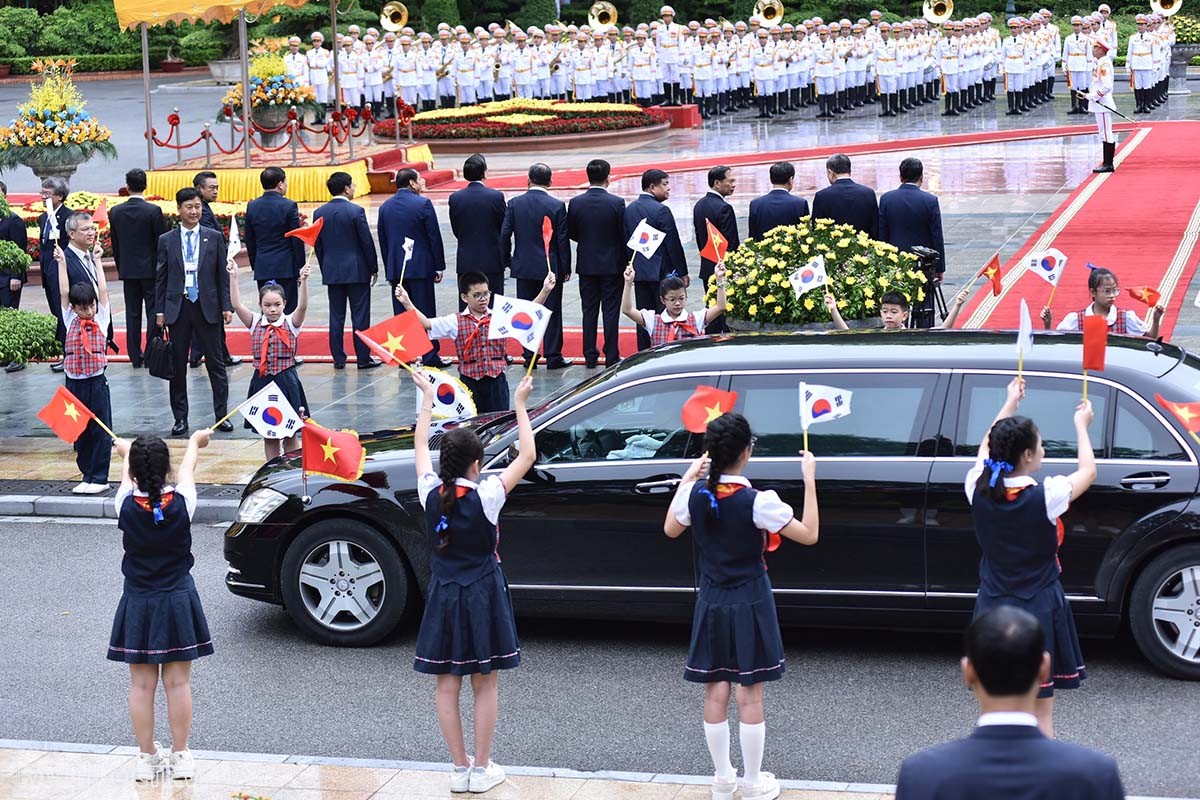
[244,167,304,313]
[895,606,1125,800]
[878,157,946,272]
[748,161,811,240]
[190,170,241,369]
[500,162,573,369]
[568,159,626,368]
[313,171,381,370]
[692,164,739,334]
[624,169,688,351]
[38,176,73,372]
[109,168,167,369]
[811,153,879,239]
[0,180,29,313]
[378,168,447,367]
[155,187,233,437]
[448,154,507,310]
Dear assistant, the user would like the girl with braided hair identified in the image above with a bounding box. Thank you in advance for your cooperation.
[108,429,213,782]
[664,412,819,800]
[410,369,536,795]
[966,377,1096,737]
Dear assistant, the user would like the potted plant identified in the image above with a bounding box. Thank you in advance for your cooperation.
[161,45,185,73]
[0,37,25,78]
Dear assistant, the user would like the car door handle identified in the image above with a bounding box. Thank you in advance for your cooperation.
[635,478,681,494]
[1120,473,1171,490]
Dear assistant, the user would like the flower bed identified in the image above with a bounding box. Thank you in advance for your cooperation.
[710,219,925,326]
[373,98,668,140]
[218,53,320,119]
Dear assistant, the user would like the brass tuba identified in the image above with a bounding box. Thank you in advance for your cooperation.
[754,0,784,24]
[1150,0,1182,16]
[380,2,408,32]
[589,1,618,31]
[922,0,953,24]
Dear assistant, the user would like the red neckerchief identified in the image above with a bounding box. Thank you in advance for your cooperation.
[133,491,175,513]
[78,318,101,355]
[459,313,490,351]
[668,317,698,341]
[258,323,291,376]
[438,484,472,498]
[1003,484,1066,569]
[715,482,782,552]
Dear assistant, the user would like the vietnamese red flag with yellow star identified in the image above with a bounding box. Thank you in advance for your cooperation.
[981,253,1003,297]
[1126,286,1162,307]
[301,420,365,482]
[541,215,553,259]
[284,217,325,248]
[1082,314,1108,371]
[37,385,96,444]
[1156,394,1200,433]
[355,310,434,365]
[681,385,739,434]
[698,219,729,264]
[92,199,108,229]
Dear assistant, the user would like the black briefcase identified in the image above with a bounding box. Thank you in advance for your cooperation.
[145,330,175,381]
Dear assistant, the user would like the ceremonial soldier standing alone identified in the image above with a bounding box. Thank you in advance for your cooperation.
[1087,37,1116,173]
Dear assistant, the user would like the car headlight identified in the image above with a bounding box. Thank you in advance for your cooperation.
[236,488,289,524]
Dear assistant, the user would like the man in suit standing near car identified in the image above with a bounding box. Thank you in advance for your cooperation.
[568,159,626,368]
[155,187,233,437]
[895,606,1126,800]
[878,157,946,274]
[378,168,447,367]
[500,163,572,369]
[38,176,73,373]
[313,171,381,370]
[448,154,507,309]
[625,169,687,351]
[109,169,167,369]
[748,161,811,240]
[244,167,304,313]
[811,153,878,238]
[190,170,240,368]
[693,165,738,334]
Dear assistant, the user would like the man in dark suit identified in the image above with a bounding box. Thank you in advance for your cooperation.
[624,169,687,351]
[378,168,447,367]
[568,159,626,368]
[500,163,572,369]
[895,606,1125,800]
[155,188,233,436]
[0,180,28,314]
[109,169,168,368]
[448,154,507,309]
[61,211,116,355]
[748,161,811,240]
[878,157,946,272]
[189,170,240,368]
[244,167,304,313]
[810,153,879,238]
[313,171,381,370]
[693,165,739,334]
[37,176,73,372]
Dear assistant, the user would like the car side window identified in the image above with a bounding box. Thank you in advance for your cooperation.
[534,378,711,464]
[1113,392,1188,461]
[728,373,938,457]
[956,374,1107,458]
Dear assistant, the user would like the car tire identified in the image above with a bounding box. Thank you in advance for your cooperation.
[281,519,412,646]
[1128,543,1200,680]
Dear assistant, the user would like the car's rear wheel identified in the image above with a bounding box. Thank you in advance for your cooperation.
[280,519,411,646]
[1129,544,1200,680]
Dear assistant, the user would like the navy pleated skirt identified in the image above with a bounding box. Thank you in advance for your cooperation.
[685,573,786,686]
[974,580,1086,698]
[107,574,214,664]
[413,564,521,676]
[244,366,308,432]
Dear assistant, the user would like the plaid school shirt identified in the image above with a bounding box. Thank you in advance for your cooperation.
[250,313,300,376]
[63,304,110,379]
[428,311,507,380]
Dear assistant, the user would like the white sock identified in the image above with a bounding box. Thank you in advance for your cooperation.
[703,720,735,780]
[739,721,766,786]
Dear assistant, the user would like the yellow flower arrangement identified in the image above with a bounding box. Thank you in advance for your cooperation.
[219,54,318,113]
[0,59,115,172]
[485,113,557,125]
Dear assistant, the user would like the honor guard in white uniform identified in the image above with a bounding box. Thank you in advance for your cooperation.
[569,34,594,100]
[1063,16,1090,113]
[1087,37,1116,172]
[813,24,837,118]
[417,33,437,111]
[751,28,776,117]
[1127,15,1155,113]
[307,32,331,117]
[847,24,870,108]
[656,6,683,104]
[874,22,898,116]
[284,37,309,88]
[474,31,494,103]
[938,22,962,116]
[547,26,567,100]
[454,34,478,105]
[1002,17,1027,114]
[629,31,657,105]
[692,29,715,117]
[1098,4,1119,53]
[361,35,385,114]
[393,36,420,108]
[980,12,1001,101]
[493,29,514,101]
[433,30,457,108]
[590,31,612,102]
[512,32,536,98]
[337,36,362,110]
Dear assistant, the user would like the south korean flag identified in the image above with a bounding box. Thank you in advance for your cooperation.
[488,294,553,350]
[238,381,304,439]
[418,366,478,420]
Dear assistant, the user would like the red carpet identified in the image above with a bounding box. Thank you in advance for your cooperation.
[960,121,1200,338]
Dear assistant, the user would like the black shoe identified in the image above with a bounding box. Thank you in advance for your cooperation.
[423,357,450,369]
[224,355,243,366]
[215,419,235,433]
[333,361,346,370]
[545,358,574,370]
[294,356,305,366]
[5,361,25,373]
[189,358,202,368]
[171,420,188,436]
[357,358,383,370]
[50,361,65,373]
[130,360,143,369]
[585,359,598,369]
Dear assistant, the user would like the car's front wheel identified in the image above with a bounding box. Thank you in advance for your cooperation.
[280,519,411,646]
[1129,544,1200,680]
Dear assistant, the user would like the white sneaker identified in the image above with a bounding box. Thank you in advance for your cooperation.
[170,748,195,780]
[740,772,781,800]
[712,773,738,800]
[74,482,109,494]
[134,742,168,782]
[450,757,474,793]
[468,760,506,793]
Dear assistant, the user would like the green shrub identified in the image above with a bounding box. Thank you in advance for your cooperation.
[37,0,140,56]
[179,29,229,65]
[422,0,464,29]
[0,307,62,367]
[0,241,31,280]
[0,38,26,60]
[2,53,172,75]
[0,8,41,56]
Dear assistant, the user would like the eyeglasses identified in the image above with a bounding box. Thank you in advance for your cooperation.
[1098,286,1121,296]
[468,291,491,300]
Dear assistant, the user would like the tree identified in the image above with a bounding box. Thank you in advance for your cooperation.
[422,0,463,29]
[513,0,558,28]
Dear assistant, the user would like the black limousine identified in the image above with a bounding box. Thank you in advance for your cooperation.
[224,331,1200,680]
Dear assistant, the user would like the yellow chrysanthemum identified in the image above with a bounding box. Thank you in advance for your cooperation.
[748,304,758,316]
[804,297,815,310]
[774,305,784,314]
[865,298,876,310]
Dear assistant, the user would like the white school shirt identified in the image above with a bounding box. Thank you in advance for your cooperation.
[417,472,506,526]
[977,711,1038,727]
[1054,303,1146,336]
[672,474,795,532]
[964,455,1072,522]
[62,302,111,379]
[639,308,707,337]
[115,481,198,520]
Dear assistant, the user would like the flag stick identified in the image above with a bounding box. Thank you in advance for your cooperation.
[210,405,243,431]
[1082,368,1089,402]
[525,348,538,378]
[1018,349,1024,382]
[803,427,809,452]
[546,254,552,277]
[92,416,117,440]
[1046,283,1059,309]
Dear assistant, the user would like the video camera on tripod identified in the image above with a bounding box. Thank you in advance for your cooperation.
[909,246,948,329]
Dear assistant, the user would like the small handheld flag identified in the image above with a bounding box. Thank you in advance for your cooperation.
[416,366,478,420]
[681,385,739,434]
[788,255,828,299]
[542,216,553,257]
[982,253,1003,297]
[1082,314,1107,372]
[38,385,98,444]
[228,215,242,256]
[301,420,365,482]
[698,219,729,264]
[239,380,304,439]
[488,294,553,351]
[1017,298,1035,376]
[1155,394,1200,446]
[356,311,434,365]
[46,197,59,239]
[799,382,853,430]
[1027,247,1067,288]
[284,217,325,248]
[92,199,108,229]
[627,219,666,260]
[1127,286,1161,307]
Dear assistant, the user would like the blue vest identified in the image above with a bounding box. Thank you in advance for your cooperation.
[687,483,768,587]
[971,484,1061,600]
[118,492,194,593]
[423,484,500,585]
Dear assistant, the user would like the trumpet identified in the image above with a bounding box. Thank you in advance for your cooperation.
[922,0,953,24]
[589,1,618,31]
[754,0,784,24]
